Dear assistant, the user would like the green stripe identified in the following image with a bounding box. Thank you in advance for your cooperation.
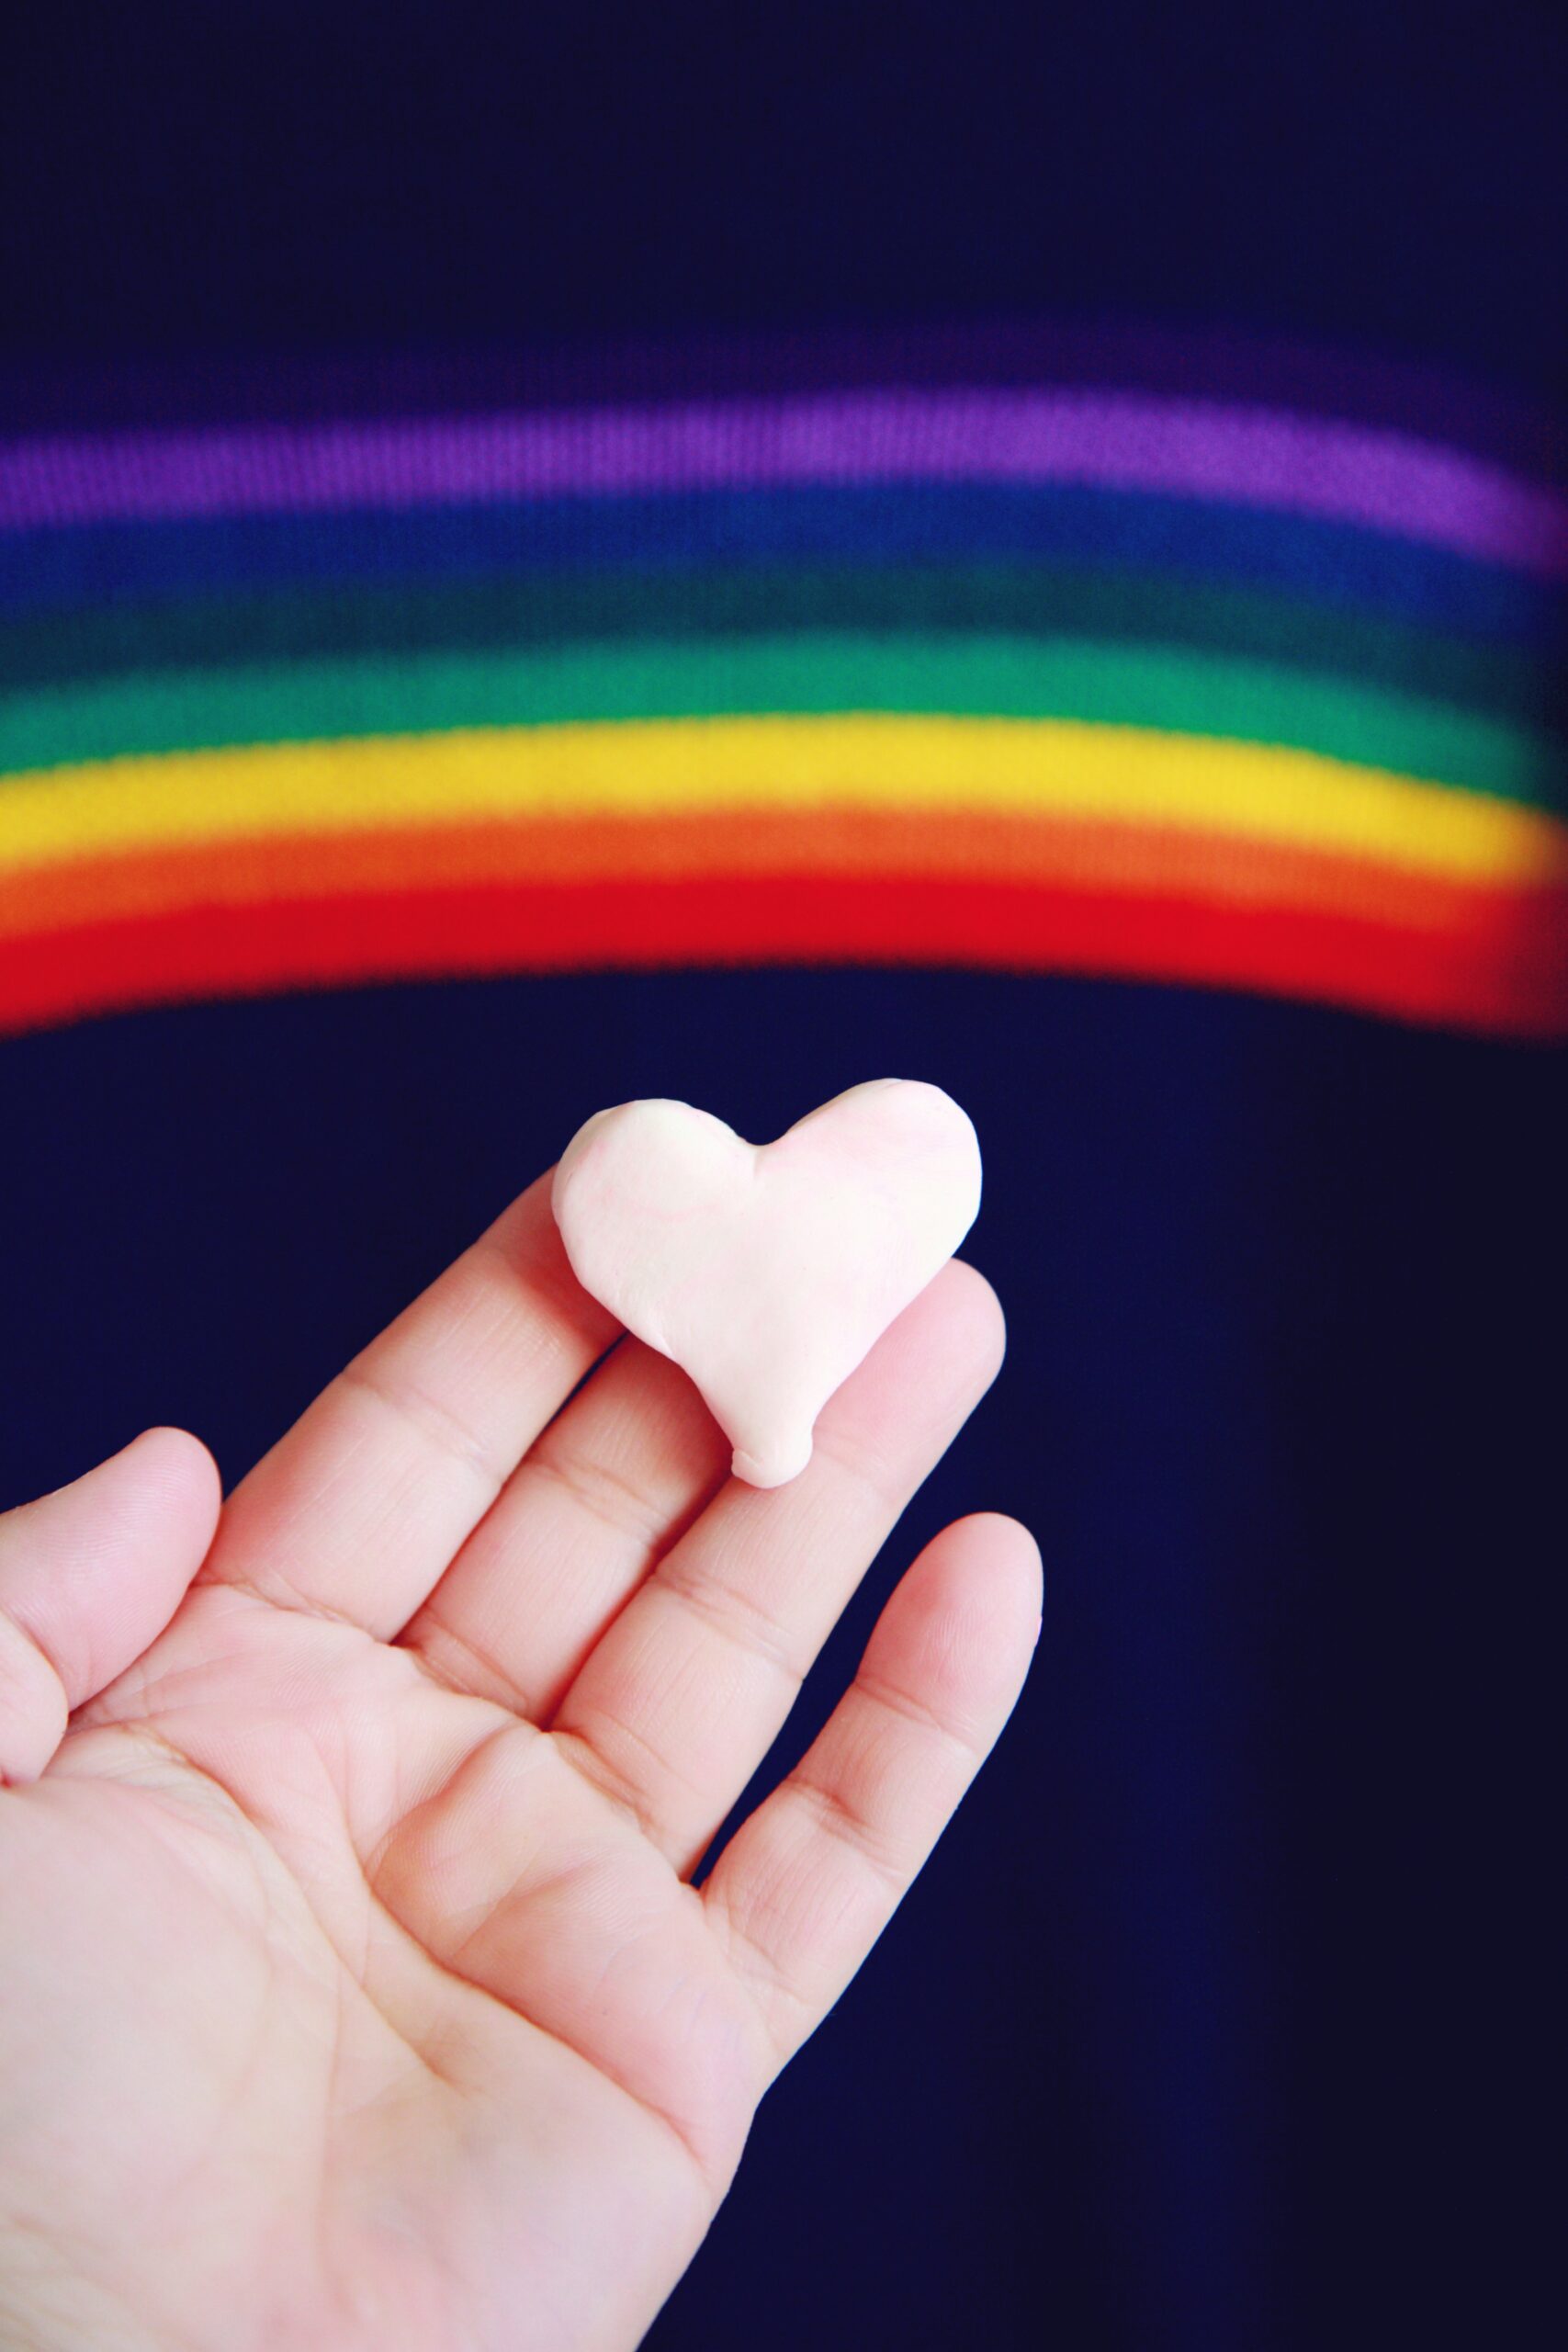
[0,560,1553,733]
[0,632,1558,810]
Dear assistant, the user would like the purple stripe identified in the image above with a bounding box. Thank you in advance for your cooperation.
[0,316,1560,481]
[2,387,1564,576]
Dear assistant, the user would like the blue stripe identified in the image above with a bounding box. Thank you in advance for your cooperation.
[0,483,1557,646]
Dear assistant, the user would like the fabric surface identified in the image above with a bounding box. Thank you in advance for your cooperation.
[4,324,1565,1037]
[2,6,1563,2346]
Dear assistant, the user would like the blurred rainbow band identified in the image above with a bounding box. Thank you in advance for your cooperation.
[2,323,1564,1037]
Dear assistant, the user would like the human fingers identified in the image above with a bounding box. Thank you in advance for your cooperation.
[703,1510,1041,2068]
[399,1336,730,1718]
[0,1429,220,1784]
[197,1171,619,1638]
[547,1261,1005,1877]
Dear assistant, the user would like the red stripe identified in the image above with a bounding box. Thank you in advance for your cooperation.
[1,874,1562,1038]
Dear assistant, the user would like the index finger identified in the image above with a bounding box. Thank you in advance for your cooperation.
[196,1170,621,1638]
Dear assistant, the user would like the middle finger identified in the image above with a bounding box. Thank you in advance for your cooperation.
[398,1334,731,1715]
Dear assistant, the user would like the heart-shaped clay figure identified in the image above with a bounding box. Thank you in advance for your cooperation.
[551,1080,983,1487]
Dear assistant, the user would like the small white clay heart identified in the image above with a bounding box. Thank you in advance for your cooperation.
[551,1080,983,1487]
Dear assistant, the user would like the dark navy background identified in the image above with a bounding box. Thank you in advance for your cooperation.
[2,7,1564,2346]
[4,3,1566,394]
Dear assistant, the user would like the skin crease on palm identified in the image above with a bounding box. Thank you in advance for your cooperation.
[0,1168,1043,2352]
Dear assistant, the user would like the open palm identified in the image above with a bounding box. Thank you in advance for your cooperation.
[0,1171,1041,2352]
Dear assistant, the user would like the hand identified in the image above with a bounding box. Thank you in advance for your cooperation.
[0,1172,1041,2352]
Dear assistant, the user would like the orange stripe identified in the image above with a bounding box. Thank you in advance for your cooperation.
[2,805,1562,949]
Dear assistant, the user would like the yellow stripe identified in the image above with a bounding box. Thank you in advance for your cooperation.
[1,714,1562,886]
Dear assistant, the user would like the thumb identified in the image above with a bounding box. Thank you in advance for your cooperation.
[0,1429,221,1787]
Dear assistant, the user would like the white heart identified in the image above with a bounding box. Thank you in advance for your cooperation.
[551,1080,983,1487]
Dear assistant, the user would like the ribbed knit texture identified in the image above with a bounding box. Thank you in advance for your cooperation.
[4,325,1564,1037]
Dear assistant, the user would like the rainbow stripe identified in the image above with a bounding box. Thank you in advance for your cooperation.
[2,321,1564,1038]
